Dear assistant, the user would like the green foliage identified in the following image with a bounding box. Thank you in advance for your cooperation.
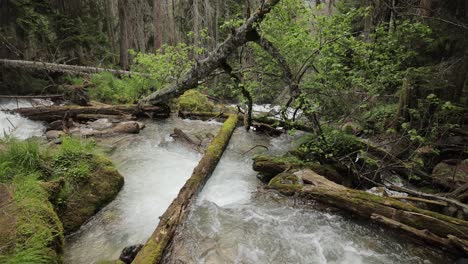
[177,90,214,112]
[297,127,364,162]
[88,43,194,103]
[363,104,397,134]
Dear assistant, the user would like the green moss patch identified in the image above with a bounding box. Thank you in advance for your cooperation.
[177,90,214,112]
[0,137,123,261]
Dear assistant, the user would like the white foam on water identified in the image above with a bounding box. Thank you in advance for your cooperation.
[167,128,445,264]
[0,99,49,139]
[64,118,221,264]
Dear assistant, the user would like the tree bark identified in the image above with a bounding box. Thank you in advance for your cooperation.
[132,115,239,264]
[140,0,282,105]
[119,0,130,70]
[220,62,253,131]
[153,0,163,51]
[0,59,148,77]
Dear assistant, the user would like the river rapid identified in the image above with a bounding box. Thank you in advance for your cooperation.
[0,102,447,263]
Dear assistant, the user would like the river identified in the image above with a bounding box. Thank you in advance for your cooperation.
[0,102,446,263]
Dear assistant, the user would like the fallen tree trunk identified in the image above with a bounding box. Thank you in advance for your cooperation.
[0,94,64,99]
[266,169,468,256]
[140,0,281,105]
[132,114,239,264]
[0,59,149,77]
[10,104,170,122]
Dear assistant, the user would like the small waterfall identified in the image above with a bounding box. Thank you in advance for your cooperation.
[0,99,49,139]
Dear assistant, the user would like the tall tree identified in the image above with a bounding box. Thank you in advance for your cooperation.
[153,0,163,51]
[119,0,129,69]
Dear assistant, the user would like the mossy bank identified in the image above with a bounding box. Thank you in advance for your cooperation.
[0,137,123,263]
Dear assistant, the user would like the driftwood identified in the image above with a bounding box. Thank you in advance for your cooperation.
[0,59,149,77]
[10,104,170,122]
[170,128,209,153]
[141,0,281,105]
[132,115,239,264]
[262,168,468,256]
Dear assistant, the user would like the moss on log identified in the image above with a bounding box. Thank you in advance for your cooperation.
[10,104,170,122]
[253,155,350,186]
[268,169,468,256]
[132,114,238,264]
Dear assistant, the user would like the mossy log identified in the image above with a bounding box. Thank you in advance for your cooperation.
[10,104,170,122]
[268,169,468,256]
[253,155,352,187]
[132,114,238,264]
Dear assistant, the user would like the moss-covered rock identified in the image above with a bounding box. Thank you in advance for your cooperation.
[268,171,303,189]
[0,137,124,261]
[177,90,214,112]
[57,154,124,233]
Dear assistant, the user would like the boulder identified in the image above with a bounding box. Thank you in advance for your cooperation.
[432,160,468,190]
[119,244,143,264]
[46,130,65,140]
[111,121,141,134]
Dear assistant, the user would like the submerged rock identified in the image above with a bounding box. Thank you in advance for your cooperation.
[119,244,143,264]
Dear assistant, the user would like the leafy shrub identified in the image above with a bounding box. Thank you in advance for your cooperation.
[88,43,194,104]
[297,127,364,162]
[363,104,397,134]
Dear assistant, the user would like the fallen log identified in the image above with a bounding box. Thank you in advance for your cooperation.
[0,59,149,77]
[141,0,281,105]
[170,128,205,153]
[267,169,468,256]
[0,94,63,99]
[10,104,170,122]
[132,114,239,264]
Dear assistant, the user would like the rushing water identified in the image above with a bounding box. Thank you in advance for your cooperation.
[0,99,48,139]
[165,127,446,264]
[64,118,221,263]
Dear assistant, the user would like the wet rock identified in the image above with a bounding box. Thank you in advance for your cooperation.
[47,120,63,131]
[119,244,143,264]
[86,118,114,130]
[111,121,141,134]
[46,130,65,140]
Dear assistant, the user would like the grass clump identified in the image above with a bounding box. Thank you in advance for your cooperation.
[0,139,42,182]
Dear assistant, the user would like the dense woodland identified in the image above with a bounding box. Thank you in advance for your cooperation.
[0,0,467,263]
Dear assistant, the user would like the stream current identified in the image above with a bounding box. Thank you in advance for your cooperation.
[0,103,446,263]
